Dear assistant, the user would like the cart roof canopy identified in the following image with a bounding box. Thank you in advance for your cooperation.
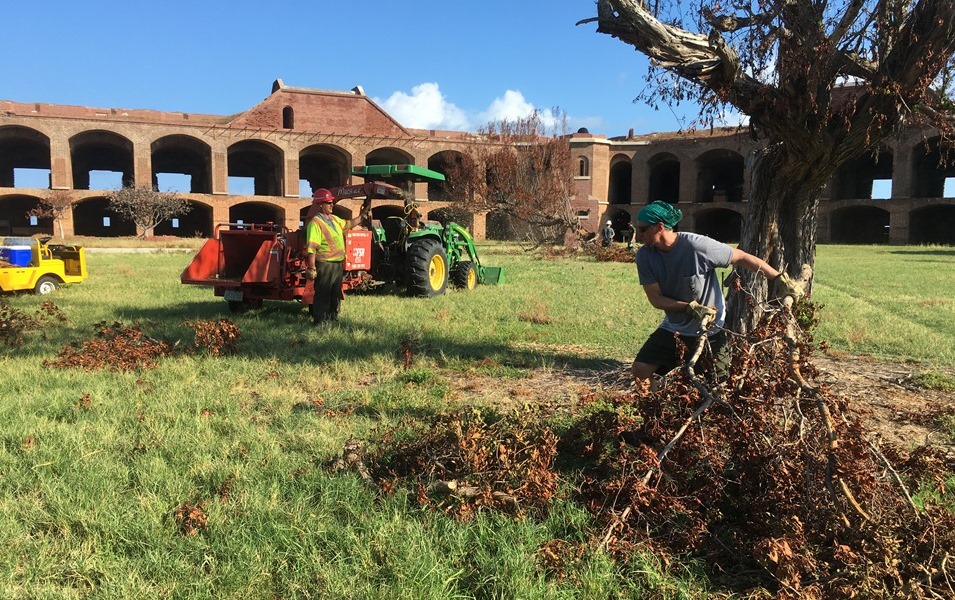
[351,164,446,182]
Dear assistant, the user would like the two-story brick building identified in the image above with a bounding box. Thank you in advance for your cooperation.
[2,80,953,244]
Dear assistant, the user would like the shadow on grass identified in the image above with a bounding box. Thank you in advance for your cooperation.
[41,299,617,373]
[887,248,955,256]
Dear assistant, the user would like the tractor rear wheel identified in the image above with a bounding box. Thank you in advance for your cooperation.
[406,239,448,297]
[450,261,477,290]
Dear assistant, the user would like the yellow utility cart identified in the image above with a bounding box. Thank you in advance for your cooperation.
[0,236,88,294]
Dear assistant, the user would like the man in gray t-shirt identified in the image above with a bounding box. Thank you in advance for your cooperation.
[631,201,784,385]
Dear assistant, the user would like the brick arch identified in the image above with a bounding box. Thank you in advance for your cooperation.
[300,144,350,195]
[609,153,633,205]
[909,204,955,244]
[150,134,212,194]
[911,136,955,199]
[227,139,284,196]
[648,152,680,205]
[427,150,467,201]
[692,207,743,243]
[228,200,284,227]
[830,206,890,243]
[153,198,214,238]
[72,195,136,237]
[0,193,51,236]
[695,149,744,203]
[0,126,51,188]
[69,130,135,191]
[831,147,894,200]
[366,147,414,166]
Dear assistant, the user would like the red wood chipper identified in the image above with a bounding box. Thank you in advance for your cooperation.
[181,165,502,314]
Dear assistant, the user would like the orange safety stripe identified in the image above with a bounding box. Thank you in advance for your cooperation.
[307,215,346,261]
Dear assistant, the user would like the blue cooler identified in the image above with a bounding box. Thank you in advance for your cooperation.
[0,245,32,267]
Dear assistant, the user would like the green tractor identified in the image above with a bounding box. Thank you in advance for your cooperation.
[347,164,503,297]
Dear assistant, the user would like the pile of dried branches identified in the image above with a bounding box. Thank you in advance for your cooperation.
[366,409,559,520]
[44,319,240,371]
[185,319,241,356]
[361,297,955,597]
[44,321,177,371]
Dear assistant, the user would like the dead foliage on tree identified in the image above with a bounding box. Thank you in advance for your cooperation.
[0,298,67,346]
[580,0,955,333]
[443,110,584,248]
[356,295,955,597]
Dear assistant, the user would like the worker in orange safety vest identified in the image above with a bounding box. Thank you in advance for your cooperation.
[304,188,368,324]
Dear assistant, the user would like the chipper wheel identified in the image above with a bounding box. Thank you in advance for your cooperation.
[406,239,448,297]
[450,261,477,290]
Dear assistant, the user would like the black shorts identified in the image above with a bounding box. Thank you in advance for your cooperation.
[635,328,729,376]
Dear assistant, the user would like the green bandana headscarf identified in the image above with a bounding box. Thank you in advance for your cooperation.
[637,201,683,229]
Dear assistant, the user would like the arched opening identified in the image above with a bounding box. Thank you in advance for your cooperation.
[299,144,349,197]
[427,150,468,201]
[283,106,294,129]
[70,130,134,191]
[606,209,632,242]
[609,157,632,204]
[909,205,955,245]
[0,126,51,188]
[0,194,52,236]
[73,196,136,237]
[366,147,414,166]
[427,206,473,229]
[911,137,955,199]
[227,140,284,196]
[229,201,283,228]
[153,200,213,238]
[486,210,528,241]
[578,156,590,177]
[151,135,212,194]
[830,206,890,243]
[695,149,744,203]
[648,152,680,204]
[831,149,894,200]
[694,208,742,243]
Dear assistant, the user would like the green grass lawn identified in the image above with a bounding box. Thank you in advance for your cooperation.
[0,243,952,599]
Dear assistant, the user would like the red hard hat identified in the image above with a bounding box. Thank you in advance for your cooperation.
[312,188,335,204]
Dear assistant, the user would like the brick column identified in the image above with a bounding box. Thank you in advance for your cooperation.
[211,144,228,195]
[891,142,914,200]
[679,156,697,203]
[285,156,300,197]
[888,208,909,244]
[50,138,73,190]
[134,142,152,188]
[471,211,487,241]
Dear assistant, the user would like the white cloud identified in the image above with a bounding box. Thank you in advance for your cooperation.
[376,83,593,132]
[374,82,469,131]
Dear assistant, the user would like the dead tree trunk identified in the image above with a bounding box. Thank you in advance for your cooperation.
[726,144,832,333]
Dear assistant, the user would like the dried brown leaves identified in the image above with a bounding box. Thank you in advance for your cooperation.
[44,319,241,372]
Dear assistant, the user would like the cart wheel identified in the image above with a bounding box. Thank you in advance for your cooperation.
[34,276,60,295]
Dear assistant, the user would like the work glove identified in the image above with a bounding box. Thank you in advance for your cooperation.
[687,300,717,323]
[773,267,810,302]
[304,267,317,281]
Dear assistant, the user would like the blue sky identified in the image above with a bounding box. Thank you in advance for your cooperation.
[1,0,699,137]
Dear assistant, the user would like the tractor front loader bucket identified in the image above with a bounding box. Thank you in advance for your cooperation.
[479,266,504,285]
